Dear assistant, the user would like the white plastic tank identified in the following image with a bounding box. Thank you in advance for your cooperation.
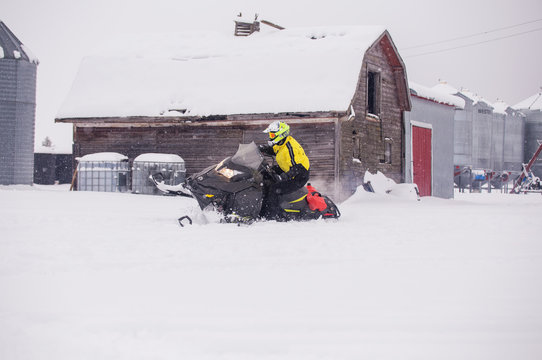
[132,153,186,195]
[76,152,130,192]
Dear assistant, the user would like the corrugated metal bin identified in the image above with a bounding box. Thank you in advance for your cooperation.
[76,152,130,192]
[0,21,38,185]
[132,153,186,195]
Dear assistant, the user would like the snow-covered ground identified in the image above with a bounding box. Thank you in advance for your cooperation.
[1,183,541,359]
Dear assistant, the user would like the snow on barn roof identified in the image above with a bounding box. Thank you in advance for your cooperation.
[0,20,39,64]
[409,81,465,109]
[513,92,542,111]
[431,82,492,108]
[57,26,387,119]
[431,82,459,96]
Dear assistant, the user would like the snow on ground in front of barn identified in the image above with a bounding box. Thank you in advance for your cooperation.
[1,184,542,359]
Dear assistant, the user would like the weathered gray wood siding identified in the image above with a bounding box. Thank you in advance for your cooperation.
[339,38,405,195]
[72,119,340,198]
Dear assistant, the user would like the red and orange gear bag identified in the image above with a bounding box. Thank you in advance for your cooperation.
[306,184,328,212]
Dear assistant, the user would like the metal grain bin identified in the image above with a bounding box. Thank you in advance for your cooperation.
[524,114,542,178]
[451,94,494,170]
[76,152,129,192]
[453,106,472,167]
[0,21,38,185]
[132,153,185,195]
[503,113,525,172]
[499,105,525,173]
[491,110,505,172]
[470,101,494,170]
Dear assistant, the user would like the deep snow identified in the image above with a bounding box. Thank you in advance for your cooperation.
[1,184,541,359]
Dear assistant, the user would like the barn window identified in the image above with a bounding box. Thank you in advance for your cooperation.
[352,132,361,159]
[384,142,392,164]
[367,71,381,116]
[382,137,393,164]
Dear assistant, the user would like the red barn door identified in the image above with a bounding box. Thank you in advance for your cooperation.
[412,125,432,197]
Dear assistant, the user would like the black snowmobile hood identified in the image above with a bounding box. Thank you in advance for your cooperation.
[184,142,265,212]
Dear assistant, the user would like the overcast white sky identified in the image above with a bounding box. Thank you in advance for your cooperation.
[3,0,542,151]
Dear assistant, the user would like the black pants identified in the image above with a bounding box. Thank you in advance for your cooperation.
[264,169,310,218]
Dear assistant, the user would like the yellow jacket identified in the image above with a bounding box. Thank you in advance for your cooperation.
[272,136,310,174]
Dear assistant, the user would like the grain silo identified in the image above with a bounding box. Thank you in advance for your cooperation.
[459,90,494,170]
[493,101,525,173]
[432,83,495,170]
[0,21,39,185]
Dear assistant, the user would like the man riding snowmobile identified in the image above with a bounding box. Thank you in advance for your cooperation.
[150,125,340,225]
[258,121,310,219]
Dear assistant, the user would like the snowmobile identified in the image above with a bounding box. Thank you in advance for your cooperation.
[150,142,340,226]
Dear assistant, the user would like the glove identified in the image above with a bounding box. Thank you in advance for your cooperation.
[275,171,292,182]
[271,165,282,174]
[259,144,275,156]
[258,144,272,152]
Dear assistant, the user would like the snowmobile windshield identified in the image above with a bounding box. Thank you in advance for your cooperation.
[230,142,264,171]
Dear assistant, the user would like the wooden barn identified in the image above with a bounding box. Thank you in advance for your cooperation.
[56,24,410,200]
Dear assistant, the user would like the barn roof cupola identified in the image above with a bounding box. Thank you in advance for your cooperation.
[234,13,285,36]
[234,13,260,36]
[0,21,39,64]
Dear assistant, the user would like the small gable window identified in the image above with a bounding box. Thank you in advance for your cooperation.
[384,141,392,164]
[352,130,361,159]
[367,71,381,116]
[381,137,393,164]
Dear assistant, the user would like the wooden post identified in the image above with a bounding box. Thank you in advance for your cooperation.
[69,167,78,191]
